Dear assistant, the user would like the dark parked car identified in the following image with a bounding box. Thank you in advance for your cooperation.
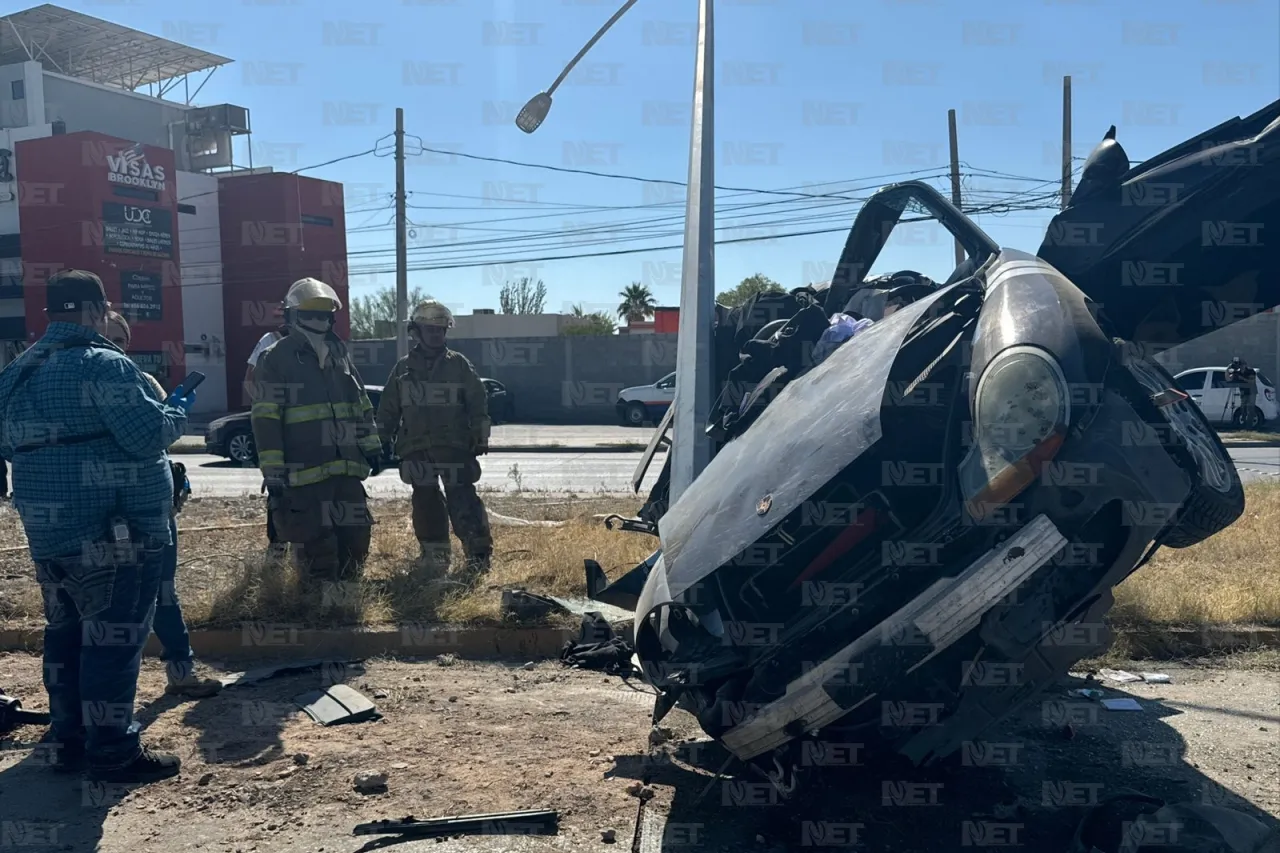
[587,99,1279,796]
[483,378,513,424]
[206,379,510,465]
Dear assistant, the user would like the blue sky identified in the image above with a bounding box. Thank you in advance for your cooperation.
[61,0,1280,319]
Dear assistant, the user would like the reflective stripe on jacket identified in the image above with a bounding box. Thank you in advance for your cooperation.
[377,345,490,456]
[250,333,380,487]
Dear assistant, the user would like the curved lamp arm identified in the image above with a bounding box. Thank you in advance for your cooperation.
[516,0,641,133]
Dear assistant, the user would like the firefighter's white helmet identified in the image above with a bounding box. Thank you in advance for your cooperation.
[284,278,342,312]
[411,299,454,328]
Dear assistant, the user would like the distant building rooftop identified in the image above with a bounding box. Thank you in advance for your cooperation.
[0,4,231,91]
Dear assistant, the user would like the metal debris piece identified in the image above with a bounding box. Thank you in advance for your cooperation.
[219,658,364,689]
[352,809,559,839]
[502,588,570,623]
[1140,672,1171,684]
[295,684,379,726]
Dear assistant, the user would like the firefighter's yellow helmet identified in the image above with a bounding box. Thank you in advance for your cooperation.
[410,299,454,328]
[284,278,342,312]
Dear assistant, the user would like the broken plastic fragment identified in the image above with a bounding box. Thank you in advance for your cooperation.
[1101,698,1143,712]
[1099,668,1143,684]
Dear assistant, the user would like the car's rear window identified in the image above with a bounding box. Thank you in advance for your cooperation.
[1259,372,1274,388]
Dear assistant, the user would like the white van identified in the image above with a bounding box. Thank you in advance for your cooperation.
[615,372,675,426]
[1174,366,1278,428]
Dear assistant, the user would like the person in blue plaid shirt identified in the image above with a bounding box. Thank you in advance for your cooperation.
[0,270,195,785]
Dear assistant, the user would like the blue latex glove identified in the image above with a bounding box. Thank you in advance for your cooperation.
[165,386,196,413]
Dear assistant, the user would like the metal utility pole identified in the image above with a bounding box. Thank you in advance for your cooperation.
[947,109,964,266]
[395,107,409,359]
[669,0,716,505]
[1061,76,1073,210]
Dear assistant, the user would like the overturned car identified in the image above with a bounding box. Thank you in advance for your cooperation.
[589,98,1280,790]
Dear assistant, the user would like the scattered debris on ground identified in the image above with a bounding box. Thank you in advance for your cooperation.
[0,654,1276,851]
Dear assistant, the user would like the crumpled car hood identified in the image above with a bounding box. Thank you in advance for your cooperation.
[655,285,955,603]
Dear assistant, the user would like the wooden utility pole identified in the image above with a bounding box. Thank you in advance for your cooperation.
[1061,76,1073,210]
[395,107,408,359]
[947,109,963,266]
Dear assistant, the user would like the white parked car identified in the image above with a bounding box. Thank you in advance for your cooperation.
[615,372,675,426]
[1174,366,1277,428]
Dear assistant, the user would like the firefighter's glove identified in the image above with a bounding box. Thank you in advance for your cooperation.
[262,471,288,497]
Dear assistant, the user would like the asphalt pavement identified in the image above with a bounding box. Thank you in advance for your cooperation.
[180,446,1279,497]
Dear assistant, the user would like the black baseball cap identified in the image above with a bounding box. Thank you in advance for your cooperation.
[46,269,108,314]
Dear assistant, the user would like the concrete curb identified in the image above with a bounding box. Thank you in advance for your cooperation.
[1220,441,1280,449]
[165,444,649,457]
[0,625,582,662]
[0,624,1273,662]
[1111,626,1280,658]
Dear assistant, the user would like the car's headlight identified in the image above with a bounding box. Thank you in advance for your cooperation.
[961,346,1070,517]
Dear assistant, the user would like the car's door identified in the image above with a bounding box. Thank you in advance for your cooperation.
[654,372,676,404]
[483,379,508,421]
[1175,369,1210,411]
[1202,370,1234,423]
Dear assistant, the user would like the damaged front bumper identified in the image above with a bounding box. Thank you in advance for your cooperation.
[621,377,1195,767]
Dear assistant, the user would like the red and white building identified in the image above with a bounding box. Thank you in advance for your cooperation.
[0,4,350,412]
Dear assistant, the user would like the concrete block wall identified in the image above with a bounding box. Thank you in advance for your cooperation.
[1156,311,1280,383]
[346,333,680,425]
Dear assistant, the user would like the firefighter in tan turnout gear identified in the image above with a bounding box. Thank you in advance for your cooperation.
[377,300,493,581]
[250,278,383,597]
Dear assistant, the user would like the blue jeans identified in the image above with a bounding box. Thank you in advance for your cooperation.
[153,516,193,668]
[35,532,166,771]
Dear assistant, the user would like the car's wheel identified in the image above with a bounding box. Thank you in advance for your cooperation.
[625,402,648,426]
[1232,406,1266,431]
[227,430,258,465]
[1119,345,1245,548]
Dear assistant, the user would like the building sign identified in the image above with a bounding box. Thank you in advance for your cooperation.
[129,350,169,384]
[106,145,167,192]
[102,202,174,259]
[120,270,163,322]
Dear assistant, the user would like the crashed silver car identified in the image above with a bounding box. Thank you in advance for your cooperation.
[589,99,1280,792]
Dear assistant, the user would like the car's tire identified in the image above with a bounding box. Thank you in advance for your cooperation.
[625,402,648,427]
[227,430,258,465]
[1232,406,1266,431]
[1117,344,1245,548]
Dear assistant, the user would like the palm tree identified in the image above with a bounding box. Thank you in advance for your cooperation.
[617,282,657,324]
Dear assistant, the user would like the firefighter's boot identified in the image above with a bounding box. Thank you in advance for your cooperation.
[414,542,452,581]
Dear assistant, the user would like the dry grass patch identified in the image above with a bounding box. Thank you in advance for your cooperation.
[3,483,1279,631]
[1110,481,1280,628]
[0,493,655,630]
[1219,430,1278,443]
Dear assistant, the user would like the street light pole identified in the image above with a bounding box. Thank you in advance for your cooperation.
[667,0,715,504]
[512,0,718,502]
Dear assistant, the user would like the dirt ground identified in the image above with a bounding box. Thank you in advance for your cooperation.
[0,652,1276,853]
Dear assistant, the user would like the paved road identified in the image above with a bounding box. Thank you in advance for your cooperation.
[1228,445,1280,483]
[182,446,1277,497]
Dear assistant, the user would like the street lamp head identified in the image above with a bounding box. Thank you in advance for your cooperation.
[516,92,553,134]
